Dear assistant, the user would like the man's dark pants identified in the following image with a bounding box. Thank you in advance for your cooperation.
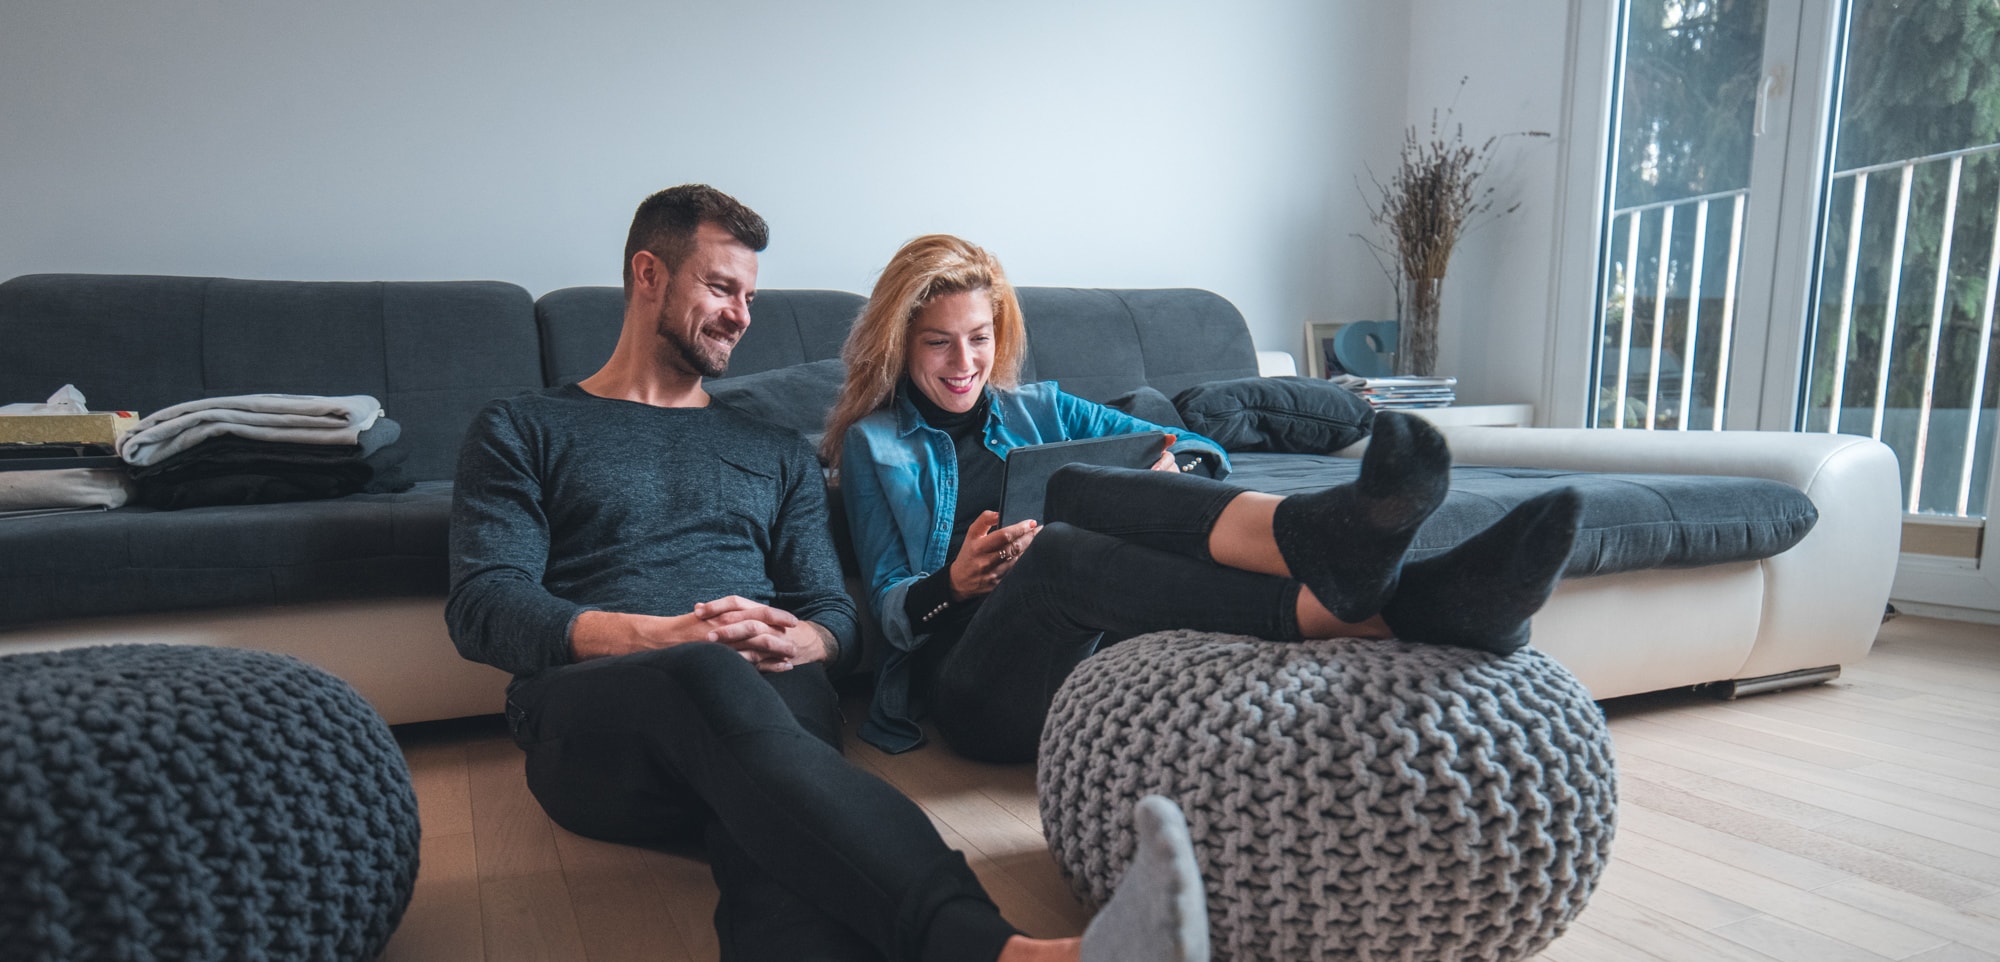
[505,642,1018,962]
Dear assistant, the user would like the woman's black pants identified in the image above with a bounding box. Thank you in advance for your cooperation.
[927,465,1306,763]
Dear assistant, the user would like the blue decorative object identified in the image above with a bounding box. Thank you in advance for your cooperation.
[0,644,421,962]
[1333,320,1399,378]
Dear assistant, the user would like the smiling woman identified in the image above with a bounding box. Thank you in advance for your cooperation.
[821,234,1584,764]
[823,234,1231,756]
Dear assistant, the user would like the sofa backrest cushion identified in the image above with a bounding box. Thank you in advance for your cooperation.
[532,285,1261,409]
[707,358,848,447]
[0,274,542,482]
[535,287,867,387]
[1013,288,1260,402]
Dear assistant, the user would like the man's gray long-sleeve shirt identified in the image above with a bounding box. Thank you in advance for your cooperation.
[446,384,858,681]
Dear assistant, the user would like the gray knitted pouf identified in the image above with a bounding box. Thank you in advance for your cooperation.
[0,644,421,962]
[1039,631,1617,962]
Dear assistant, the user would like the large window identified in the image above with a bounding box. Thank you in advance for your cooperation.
[1592,0,1767,433]
[1588,0,2000,521]
[1800,2,2000,516]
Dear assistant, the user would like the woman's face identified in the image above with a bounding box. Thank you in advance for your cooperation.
[906,289,995,414]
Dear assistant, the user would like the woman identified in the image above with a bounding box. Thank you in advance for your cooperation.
[827,234,1580,762]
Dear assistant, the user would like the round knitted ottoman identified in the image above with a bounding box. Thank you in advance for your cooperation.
[1039,630,1617,962]
[0,644,422,962]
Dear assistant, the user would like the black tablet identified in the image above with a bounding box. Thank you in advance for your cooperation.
[998,431,1166,527]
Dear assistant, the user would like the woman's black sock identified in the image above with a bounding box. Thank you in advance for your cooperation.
[1379,487,1583,655]
[1271,412,1451,622]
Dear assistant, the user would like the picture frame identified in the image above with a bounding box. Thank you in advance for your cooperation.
[1302,322,1348,379]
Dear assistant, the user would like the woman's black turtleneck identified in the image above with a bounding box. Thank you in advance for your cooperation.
[901,380,1005,631]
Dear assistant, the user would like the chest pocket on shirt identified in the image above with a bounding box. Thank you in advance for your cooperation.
[713,454,781,541]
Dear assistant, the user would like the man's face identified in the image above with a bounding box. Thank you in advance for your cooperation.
[652,223,758,378]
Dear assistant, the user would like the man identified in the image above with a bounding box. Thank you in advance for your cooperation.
[446,185,1207,962]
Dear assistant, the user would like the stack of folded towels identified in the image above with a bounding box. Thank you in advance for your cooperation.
[117,394,411,509]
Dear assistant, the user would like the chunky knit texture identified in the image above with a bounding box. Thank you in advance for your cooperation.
[1039,631,1617,962]
[0,644,421,962]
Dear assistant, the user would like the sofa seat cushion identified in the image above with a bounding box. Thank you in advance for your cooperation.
[0,480,451,627]
[1225,453,1818,576]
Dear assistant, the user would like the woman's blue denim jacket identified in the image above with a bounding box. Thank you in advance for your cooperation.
[838,380,1229,752]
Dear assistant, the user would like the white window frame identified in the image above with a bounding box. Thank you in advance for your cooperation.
[1550,0,1844,430]
[1549,0,2000,615]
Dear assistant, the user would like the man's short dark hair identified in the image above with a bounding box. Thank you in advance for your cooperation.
[622,185,770,295]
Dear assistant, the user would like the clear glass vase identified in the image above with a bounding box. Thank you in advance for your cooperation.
[1397,276,1442,377]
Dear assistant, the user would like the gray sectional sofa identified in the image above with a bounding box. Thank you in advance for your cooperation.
[0,273,1903,724]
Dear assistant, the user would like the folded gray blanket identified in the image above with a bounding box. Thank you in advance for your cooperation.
[119,394,382,466]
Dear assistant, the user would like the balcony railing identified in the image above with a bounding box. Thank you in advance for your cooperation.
[1593,141,2000,518]
[1808,142,2000,515]
[1594,188,1749,433]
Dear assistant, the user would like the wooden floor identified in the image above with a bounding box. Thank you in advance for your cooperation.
[379,615,2000,961]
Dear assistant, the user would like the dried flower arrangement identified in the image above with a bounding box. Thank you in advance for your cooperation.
[1359,90,1547,376]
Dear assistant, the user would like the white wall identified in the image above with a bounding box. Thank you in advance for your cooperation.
[0,0,1411,356]
[1405,0,1584,419]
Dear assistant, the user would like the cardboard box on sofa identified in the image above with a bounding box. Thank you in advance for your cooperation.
[0,412,137,445]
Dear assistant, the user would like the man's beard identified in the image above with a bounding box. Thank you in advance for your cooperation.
[658,307,731,378]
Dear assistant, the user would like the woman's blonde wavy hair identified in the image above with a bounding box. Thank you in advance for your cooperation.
[821,234,1027,470]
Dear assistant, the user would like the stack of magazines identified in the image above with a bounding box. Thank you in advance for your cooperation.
[1330,374,1457,410]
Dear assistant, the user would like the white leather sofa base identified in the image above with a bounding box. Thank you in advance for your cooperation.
[0,598,506,726]
[1441,426,1902,698]
[0,428,1901,725]
[1530,562,1764,699]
